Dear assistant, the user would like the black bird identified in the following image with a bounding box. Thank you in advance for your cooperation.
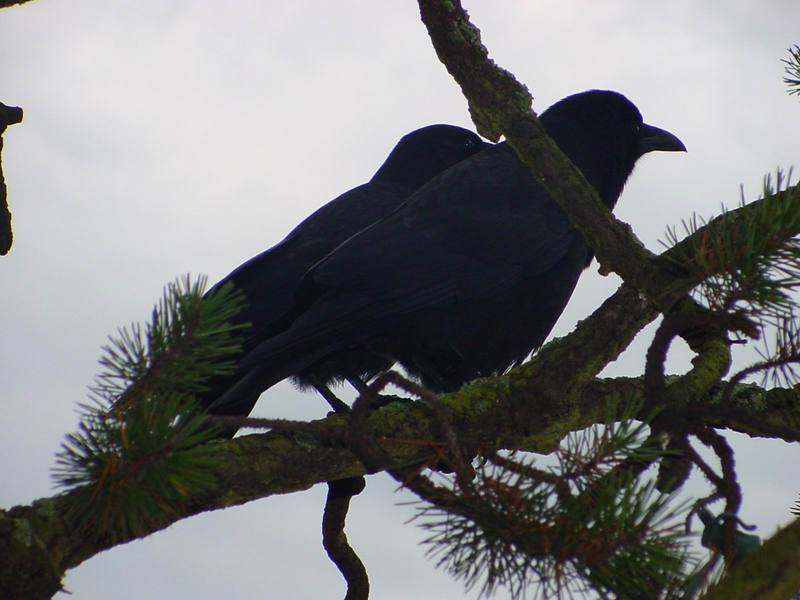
[207,90,685,416]
[202,124,489,413]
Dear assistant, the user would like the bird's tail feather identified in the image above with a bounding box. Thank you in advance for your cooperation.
[205,343,340,417]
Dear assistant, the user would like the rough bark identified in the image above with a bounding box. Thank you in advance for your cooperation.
[2,374,799,598]
[416,0,669,301]
[701,518,800,600]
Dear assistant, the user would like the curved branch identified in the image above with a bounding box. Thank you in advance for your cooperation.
[323,477,369,600]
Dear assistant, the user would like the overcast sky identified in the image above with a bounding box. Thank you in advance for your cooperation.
[2,1,799,598]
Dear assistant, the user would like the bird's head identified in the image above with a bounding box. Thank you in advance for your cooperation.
[540,90,685,208]
[374,124,490,186]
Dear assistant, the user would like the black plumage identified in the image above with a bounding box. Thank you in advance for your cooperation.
[207,90,685,417]
[201,124,489,412]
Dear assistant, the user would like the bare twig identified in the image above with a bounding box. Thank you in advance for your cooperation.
[0,101,23,255]
[323,477,369,600]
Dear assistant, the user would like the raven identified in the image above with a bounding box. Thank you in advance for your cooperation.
[202,124,489,412]
[207,90,685,416]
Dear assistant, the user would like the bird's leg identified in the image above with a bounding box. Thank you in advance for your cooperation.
[307,374,351,414]
[345,373,371,396]
[347,371,402,409]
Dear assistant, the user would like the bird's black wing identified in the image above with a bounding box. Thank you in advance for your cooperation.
[312,144,577,308]
[239,144,582,369]
[207,179,412,340]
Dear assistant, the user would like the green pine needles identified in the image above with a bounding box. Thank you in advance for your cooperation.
[53,275,248,540]
[784,45,800,97]
[665,171,800,324]
[415,420,695,599]
[665,171,800,387]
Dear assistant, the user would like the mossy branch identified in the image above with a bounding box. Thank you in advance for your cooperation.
[699,517,800,600]
[2,373,799,598]
[416,0,668,298]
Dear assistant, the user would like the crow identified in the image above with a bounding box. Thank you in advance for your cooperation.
[202,124,489,413]
[207,90,685,417]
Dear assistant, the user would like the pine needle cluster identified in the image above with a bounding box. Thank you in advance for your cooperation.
[784,45,800,97]
[665,172,799,323]
[53,275,248,540]
[415,420,695,599]
[665,173,800,385]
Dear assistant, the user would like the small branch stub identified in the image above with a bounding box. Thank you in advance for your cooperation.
[0,101,24,255]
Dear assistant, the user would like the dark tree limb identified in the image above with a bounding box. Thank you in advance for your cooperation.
[416,0,671,300]
[2,373,799,598]
[323,477,369,600]
[0,1,36,8]
[0,102,23,256]
[416,0,800,325]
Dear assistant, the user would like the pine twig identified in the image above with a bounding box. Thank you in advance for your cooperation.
[783,45,800,96]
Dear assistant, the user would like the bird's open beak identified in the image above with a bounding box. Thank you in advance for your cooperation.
[639,123,686,154]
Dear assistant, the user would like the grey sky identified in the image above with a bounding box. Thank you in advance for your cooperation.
[1,1,799,598]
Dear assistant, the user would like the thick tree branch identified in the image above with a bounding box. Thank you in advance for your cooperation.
[416,1,800,326]
[5,229,793,598]
[2,374,799,598]
[506,284,656,430]
[416,0,670,298]
[700,517,800,600]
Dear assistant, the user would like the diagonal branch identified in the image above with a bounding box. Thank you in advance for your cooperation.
[417,0,668,297]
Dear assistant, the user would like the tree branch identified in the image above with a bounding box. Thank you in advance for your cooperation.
[0,1,37,9]
[2,374,798,598]
[0,102,23,256]
[323,477,369,600]
[700,518,800,600]
[416,0,669,298]
[416,0,800,327]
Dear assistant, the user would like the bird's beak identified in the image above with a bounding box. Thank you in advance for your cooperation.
[638,123,686,154]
